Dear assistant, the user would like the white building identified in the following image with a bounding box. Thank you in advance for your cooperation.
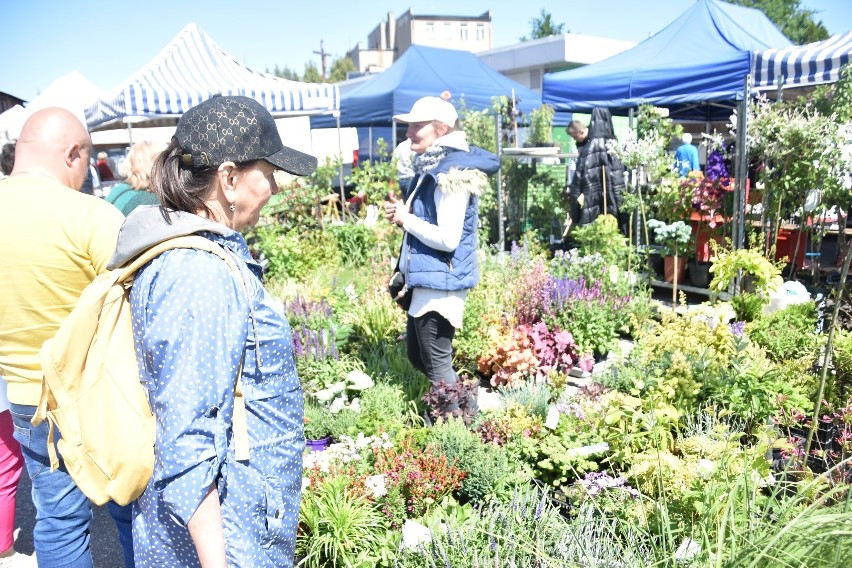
[477,33,636,93]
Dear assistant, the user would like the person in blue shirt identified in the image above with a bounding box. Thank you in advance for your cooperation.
[109,95,316,567]
[675,132,700,177]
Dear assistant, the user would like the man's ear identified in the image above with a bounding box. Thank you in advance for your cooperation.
[65,143,81,168]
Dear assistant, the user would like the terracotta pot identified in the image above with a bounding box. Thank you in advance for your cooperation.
[663,256,687,284]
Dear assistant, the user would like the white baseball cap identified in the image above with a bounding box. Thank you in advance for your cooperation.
[393,96,458,126]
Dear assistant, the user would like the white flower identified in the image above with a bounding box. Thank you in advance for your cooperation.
[329,395,346,414]
[400,520,432,550]
[608,264,620,284]
[301,477,311,492]
[696,459,716,479]
[675,538,701,562]
[364,474,387,498]
[544,406,560,430]
[344,283,357,302]
[346,369,374,390]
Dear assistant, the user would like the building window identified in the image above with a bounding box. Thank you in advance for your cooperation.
[443,22,452,40]
[426,22,435,39]
[476,24,485,41]
[460,23,468,41]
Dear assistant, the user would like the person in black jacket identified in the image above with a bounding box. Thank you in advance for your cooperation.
[567,108,627,233]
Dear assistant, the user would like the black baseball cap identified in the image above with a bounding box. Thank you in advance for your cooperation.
[175,95,317,176]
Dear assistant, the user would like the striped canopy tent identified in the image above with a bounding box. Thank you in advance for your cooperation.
[86,23,339,131]
[753,31,852,91]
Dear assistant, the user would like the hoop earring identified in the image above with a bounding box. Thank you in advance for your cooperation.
[229,203,236,213]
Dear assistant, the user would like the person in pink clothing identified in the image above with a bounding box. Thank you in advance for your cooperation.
[0,381,26,565]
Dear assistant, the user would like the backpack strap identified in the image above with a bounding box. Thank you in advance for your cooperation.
[117,235,253,462]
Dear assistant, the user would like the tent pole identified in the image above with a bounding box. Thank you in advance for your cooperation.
[336,113,346,217]
[127,122,134,146]
[496,113,504,251]
[733,73,750,250]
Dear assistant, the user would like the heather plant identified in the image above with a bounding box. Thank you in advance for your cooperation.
[509,257,553,325]
[370,435,466,520]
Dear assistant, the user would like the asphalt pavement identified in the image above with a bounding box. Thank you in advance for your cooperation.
[14,472,125,567]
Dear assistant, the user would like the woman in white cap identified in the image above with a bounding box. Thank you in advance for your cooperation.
[384,96,499,421]
[109,95,316,567]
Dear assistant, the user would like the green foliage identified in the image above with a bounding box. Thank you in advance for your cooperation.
[353,382,416,438]
[520,9,566,41]
[348,139,399,204]
[454,259,514,370]
[251,225,339,281]
[328,56,356,83]
[709,237,784,296]
[360,341,428,410]
[426,418,520,503]
[571,214,632,267]
[748,301,823,365]
[326,222,378,267]
[302,61,322,83]
[297,475,388,568]
[744,95,847,221]
[303,399,336,440]
[526,104,555,146]
[647,219,692,257]
[702,333,811,434]
[727,0,830,44]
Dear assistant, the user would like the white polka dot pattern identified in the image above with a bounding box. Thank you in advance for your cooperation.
[128,230,304,567]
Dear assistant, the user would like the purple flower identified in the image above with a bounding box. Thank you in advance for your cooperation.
[729,321,746,337]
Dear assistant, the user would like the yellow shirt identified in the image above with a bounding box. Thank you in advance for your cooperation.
[0,174,124,405]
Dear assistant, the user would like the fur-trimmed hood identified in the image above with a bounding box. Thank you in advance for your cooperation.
[430,145,499,197]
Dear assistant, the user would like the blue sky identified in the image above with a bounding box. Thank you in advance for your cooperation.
[1,0,850,102]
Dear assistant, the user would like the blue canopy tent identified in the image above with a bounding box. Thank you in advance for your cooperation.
[541,0,791,121]
[311,44,542,143]
[754,31,852,92]
[86,23,339,132]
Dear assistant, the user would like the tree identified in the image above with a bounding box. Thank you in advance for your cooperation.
[269,65,300,81]
[519,9,566,42]
[328,57,357,83]
[302,61,323,83]
[725,0,829,44]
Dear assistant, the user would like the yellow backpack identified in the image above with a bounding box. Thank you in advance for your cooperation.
[33,235,250,506]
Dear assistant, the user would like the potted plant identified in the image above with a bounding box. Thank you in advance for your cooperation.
[525,104,556,148]
[647,219,692,284]
[303,400,335,451]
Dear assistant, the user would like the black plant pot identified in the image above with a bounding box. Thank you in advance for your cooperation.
[649,252,664,278]
[688,260,712,288]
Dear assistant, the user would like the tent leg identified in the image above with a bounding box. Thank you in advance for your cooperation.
[496,113,505,251]
[732,74,750,250]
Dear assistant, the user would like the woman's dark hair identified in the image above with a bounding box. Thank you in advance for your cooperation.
[0,142,15,176]
[150,138,219,221]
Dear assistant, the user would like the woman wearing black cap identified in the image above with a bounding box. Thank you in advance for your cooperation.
[108,95,316,567]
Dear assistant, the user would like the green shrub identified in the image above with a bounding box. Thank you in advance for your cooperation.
[748,301,822,364]
[251,225,338,281]
[297,475,387,568]
[327,222,378,267]
[425,417,518,504]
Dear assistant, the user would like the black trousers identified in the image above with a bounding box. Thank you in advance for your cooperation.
[406,311,459,388]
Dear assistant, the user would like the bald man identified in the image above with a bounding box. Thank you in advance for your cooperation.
[0,108,131,568]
